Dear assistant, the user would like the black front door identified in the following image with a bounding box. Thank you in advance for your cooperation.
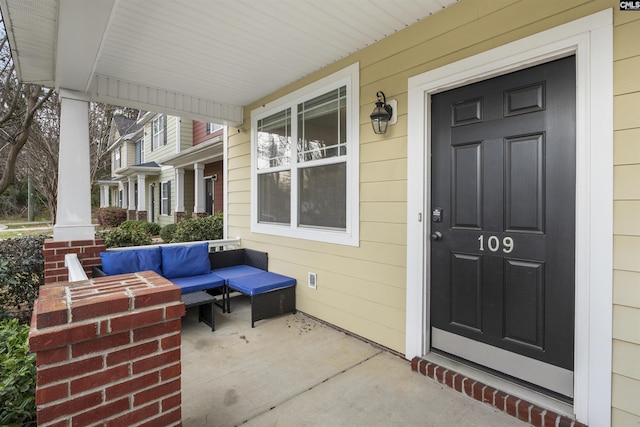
[430,56,576,397]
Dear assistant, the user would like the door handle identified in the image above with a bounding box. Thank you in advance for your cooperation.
[431,231,443,241]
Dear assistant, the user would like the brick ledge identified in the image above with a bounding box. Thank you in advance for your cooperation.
[411,357,587,427]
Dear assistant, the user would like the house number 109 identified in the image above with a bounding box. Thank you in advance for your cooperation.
[478,235,514,253]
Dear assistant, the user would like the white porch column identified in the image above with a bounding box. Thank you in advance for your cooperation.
[99,185,107,208]
[54,90,94,241]
[175,168,185,212]
[103,186,111,208]
[128,177,136,209]
[193,162,205,213]
[121,182,128,209]
[137,175,147,211]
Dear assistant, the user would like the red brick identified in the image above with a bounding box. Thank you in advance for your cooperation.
[531,407,545,427]
[105,372,159,401]
[44,240,71,249]
[463,378,474,396]
[494,391,507,410]
[109,308,164,333]
[38,356,103,386]
[34,298,69,328]
[72,398,129,427]
[137,407,181,427]
[160,363,181,381]
[105,402,159,427]
[453,373,464,392]
[506,395,518,417]
[37,347,69,367]
[161,393,181,412]
[435,367,445,383]
[558,416,574,427]
[165,302,186,320]
[544,411,559,427]
[46,420,70,427]
[410,357,419,371]
[71,294,131,322]
[70,240,100,247]
[518,399,532,423]
[132,349,180,375]
[134,379,181,406]
[472,382,484,401]
[444,371,455,388]
[133,319,181,341]
[482,385,495,405]
[37,391,102,424]
[36,382,69,405]
[426,362,435,379]
[107,340,159,367]
[161,333,180,350]
[30,322,98,352]
[419,360,427,376]
[72,332,130,358]
[133,286,181,309]
[70,365,129,395]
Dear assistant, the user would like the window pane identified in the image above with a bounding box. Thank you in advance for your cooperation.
[298,87,347,162]
[299,163,346,229]
[257,109,291,169]
[258,171,291,224]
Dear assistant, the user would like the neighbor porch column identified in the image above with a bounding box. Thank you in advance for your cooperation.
[193,162,205,215]
[54,90,94,241]
[137,174,147,221]
[121,182,128,210]
[128,177,136,219]
[175,168,185,222]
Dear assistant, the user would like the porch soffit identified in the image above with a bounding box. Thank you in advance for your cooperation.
[162,139,224,170]
[0,0,457,126]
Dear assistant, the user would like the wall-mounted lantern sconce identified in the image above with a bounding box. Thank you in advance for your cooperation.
[370,91,396,134]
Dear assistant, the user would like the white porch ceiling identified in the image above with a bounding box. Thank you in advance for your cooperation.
[0,0,457,125]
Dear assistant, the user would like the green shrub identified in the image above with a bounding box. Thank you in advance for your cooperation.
[0,235,46,320]
[119,220,161,236]
[100,227,153,248]
[97,207,127,228]
[172,213,223,242]
[0,318,36,426]
[160,223,178,243]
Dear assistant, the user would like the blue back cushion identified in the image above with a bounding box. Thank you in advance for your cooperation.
[100,247,162,275]
[161,242,211,279]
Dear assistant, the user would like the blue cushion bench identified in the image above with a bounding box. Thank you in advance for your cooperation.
[226,272,297,328]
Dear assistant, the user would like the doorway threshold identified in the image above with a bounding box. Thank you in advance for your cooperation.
[411,353,585,427]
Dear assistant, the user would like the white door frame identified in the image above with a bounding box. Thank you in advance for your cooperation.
[405,9,612,426]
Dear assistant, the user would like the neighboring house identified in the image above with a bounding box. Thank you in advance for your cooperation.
[101,112,225,226]
[3,1,638,426]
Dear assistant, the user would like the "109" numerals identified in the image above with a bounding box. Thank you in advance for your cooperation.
[478,235,514,253]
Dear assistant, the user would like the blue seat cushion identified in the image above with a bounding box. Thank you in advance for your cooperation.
[211,265,264,281]
[161,242,210,279]
[100,247,162,275]
[227,272,296,296]
[170,272,225,294]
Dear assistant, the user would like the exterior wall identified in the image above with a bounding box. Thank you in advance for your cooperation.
[126,141,137,166]
[144,114,177,164]
[193,121,224,146]
[612,7,640,425]
[226,0,636,423]
[157,168,176,227]
[184,170,195,218]
[179,118,193,152]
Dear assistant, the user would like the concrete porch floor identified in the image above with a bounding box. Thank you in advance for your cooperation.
[180,296,529,427]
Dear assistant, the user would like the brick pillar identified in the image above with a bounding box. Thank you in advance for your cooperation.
[43,238,107,284]
[175,212,186,223]
[136,211,148,221]
[195,212,208,218]
[29,271,185,427]
[128,210,137,220]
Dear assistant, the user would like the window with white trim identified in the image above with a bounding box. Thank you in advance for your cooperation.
[135,137,144,164]
[114,147,121,169]
[251,63,359,246]
[161,181,171,215]
[152,115,166,150]
[206,122,223,134]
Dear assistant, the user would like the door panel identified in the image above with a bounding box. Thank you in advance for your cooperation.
[430,56,576,396]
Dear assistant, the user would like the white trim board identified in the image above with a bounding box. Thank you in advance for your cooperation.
[405,9,612,426]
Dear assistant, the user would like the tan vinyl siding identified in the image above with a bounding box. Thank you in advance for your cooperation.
[224,2,637,422]
[178,117,193,152]
[613,6,640,423]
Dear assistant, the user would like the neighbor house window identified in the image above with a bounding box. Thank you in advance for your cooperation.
[114,147,121,169]
[135,137,144,164]
[206,122,223,134]
[251,63,359,246]
[152,115,166,150]
[161,181,171,215]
